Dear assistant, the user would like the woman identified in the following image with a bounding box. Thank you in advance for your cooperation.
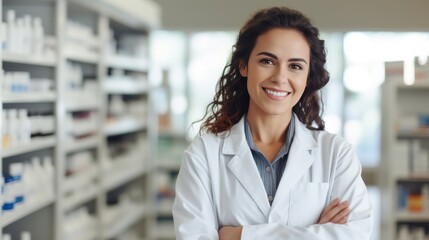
[173,7,372,240]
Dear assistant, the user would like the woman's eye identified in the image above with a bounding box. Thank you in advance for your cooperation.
[290,64,302,70]
[260,58,274,65]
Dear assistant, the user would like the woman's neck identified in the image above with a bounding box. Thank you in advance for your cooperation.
[247,111,292,145]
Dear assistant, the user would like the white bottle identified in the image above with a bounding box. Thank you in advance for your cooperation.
[21,231,32,240]
[2,176,15,213]
[7,109,18,147]
[43,156,55,196]
[0,176,4,216]
[10,162,25,206]
[6,9,16,53]
[397,225,410,240]
[3,71,12,95]
[32,156,48,195]
[23,162,37,202]
[2,233,12,240]
[33,17,44,56]
[0,22,7,51]
[23,15,32,55]
[2,110,10,148]
[413,227,425,240]
[16,18,24,55]
[18,109,32,144]
[109,95,125,118]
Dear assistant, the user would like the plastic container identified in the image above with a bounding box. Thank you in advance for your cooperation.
[10,162,25,205]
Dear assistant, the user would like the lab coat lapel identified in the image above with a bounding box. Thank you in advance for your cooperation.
[223,118,270,218]
[272,115,317,208]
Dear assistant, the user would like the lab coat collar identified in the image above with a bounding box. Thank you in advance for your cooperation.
[223,114,318,216]
[224,117,270,216]
[271,114,318,210]
[222,114,317,155]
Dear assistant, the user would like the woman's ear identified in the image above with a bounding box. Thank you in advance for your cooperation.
[239,61,248,77]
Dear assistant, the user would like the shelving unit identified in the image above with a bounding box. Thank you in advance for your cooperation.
[152,131,188,240]
[381,61,429,240]
[2,52,57,67]
[1,0,161,239]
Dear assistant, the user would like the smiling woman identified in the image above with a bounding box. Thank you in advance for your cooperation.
[241,28,309,126]
[173,6,373,240]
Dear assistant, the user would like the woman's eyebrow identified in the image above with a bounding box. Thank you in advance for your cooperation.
[256,51,278,59]
[289,58,308,64]
[256,51,308,64]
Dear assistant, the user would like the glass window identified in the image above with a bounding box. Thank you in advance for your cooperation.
[343,32,429,167]
[187,31,237,138]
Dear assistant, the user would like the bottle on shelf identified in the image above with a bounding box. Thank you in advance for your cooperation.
[2,233,12,240]
[32,17,44,56]
[0,176,4,216]
[9,162,25,206]
[2,110,10,148]
[18,109,31,144]
[21,231,32,240]
[7,109,18,147]
[42,155,55,195]
[23,161,37,202]
[2,176,16,213]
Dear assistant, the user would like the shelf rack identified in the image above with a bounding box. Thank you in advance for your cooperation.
[381,76,429,240]
[0,0,161,239]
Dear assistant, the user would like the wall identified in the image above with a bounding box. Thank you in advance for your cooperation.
[153,0,429,31]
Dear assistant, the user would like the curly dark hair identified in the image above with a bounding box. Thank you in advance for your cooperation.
[198,7,329,134]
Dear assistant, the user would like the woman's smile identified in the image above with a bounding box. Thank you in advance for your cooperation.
[262,87,290,99]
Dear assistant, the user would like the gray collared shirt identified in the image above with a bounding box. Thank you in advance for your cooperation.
[244,116,295,205]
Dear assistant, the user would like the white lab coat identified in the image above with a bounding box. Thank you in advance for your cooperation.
[173,114,372,240]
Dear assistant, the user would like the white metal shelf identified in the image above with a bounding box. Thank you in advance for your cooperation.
[153,222,175,240]
[64,47,99,64]
[0,0,160,239]
[381,75,429,240]
[105,77,148,95]
[397,81,429,89]
[397,130,429,140]
[396,176,429,182]
[102,160,146,191]
[63,166,98,194]
[0,194,55,227]
[103,204,146,239]
[65,101,99,112]
[69,0,160,29]
[62,185,98,212]
[2,136,56,158]
[2,52,57,67]
[64,135,99,152]
[156,198,174,216]
[73,229,97,240]
[157,160,181,172]
[104,117,146,136]
[396,212,429,222]
[107,54,148,72]
[2,92,56,103]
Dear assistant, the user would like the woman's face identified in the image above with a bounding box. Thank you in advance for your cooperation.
[241,28,310,118]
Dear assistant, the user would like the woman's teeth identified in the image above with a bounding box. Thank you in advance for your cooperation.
[265,89,288,97]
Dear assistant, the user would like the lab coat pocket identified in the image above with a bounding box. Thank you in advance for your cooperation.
[289,182,329,226]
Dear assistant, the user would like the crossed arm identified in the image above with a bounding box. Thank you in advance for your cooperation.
[218,198,350,240]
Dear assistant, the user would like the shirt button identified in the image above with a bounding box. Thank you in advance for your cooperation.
[268,195,274,202]
[265,167,271,173]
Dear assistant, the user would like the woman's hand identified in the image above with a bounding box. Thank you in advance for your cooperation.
[218,198,348,239]
[218,226,242,240]
[318,198,350,224]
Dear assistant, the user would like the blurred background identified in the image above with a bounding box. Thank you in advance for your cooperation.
[1,0,429,239]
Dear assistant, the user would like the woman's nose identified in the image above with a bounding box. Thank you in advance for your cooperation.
[271,66,288,85]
